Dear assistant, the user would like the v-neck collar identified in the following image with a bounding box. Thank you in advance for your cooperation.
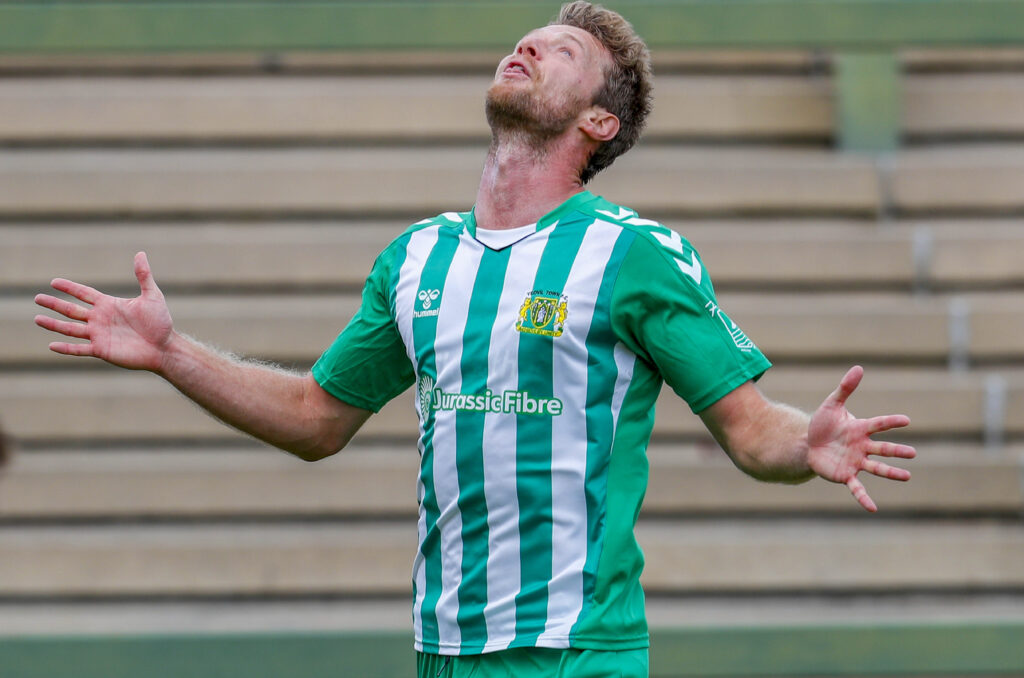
[464,190,599,244]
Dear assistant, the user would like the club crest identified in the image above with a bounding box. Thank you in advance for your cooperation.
[516,290,568,337]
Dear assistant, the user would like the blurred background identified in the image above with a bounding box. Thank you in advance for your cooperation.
[1,1,1023,676]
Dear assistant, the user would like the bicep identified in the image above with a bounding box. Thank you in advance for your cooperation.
[302,373,374,457]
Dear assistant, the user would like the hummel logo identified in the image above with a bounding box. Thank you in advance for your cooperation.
[414,289,441,318]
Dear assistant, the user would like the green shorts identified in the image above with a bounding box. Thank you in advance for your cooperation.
[417,647,648,678]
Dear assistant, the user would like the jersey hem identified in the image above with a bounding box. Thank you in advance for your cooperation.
[310,363,386,413]
[686,358,772,413]
[415,633,649,656]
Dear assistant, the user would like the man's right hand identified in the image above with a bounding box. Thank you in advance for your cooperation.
[34,251,175,373]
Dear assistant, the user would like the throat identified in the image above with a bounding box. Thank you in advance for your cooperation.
[475,137,584,231]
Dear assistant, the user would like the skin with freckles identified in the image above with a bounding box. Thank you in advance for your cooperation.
[32,15,915,511]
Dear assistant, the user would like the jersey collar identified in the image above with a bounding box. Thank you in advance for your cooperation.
[465,190,599,240]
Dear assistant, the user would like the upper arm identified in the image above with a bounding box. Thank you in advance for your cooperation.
[610,232,771,413]
[300,373,374,460]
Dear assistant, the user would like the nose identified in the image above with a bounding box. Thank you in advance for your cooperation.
[516,40,539,59]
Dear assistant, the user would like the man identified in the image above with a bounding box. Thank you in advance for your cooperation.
[35,2,915,676]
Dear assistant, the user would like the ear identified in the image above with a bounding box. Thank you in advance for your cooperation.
[579,107,620,142]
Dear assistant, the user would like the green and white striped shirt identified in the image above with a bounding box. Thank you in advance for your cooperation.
[313,191,770,655]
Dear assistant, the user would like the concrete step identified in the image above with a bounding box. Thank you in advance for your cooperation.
[0,444,1019,520]
[0,518,1019,597]
[5,221,1024,293]
[0,367,1019,443]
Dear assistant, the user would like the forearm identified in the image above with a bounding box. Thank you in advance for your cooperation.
[156,332,348,459]
[728,399,816,483]
[702,386,816,483]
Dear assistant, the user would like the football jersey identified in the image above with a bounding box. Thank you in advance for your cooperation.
[312,190,771,655]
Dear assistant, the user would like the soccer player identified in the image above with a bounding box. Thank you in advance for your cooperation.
[34,2,915,676]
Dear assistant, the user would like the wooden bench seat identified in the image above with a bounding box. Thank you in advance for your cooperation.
[0,518,1019,597]
[2,73,1023,141]
[0,368,1018,443]
[2,145,1022,217]
[0,147,882,216]
[8,292,1023,364]
[1,444,1019,520]
[5,221,1024,293]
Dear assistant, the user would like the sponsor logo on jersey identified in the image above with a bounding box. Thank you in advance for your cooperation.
[515,290,568,337]
[417,374,435,417]
[415,374,562,417]
[414,288,441,318]
[705,301,756,352]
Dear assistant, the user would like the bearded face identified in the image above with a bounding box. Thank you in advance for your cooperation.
[485,78,590,146]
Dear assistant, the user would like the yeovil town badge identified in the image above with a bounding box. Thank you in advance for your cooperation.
[516,290,568,337]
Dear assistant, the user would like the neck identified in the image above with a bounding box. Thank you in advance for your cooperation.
[474,130,590,231]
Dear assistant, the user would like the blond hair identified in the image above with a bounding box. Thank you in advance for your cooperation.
[553,1,653,183]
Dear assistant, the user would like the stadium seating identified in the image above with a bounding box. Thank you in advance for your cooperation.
[1,43,1023,676]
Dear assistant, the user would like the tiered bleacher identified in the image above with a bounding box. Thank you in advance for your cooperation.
[1,4,1023,677]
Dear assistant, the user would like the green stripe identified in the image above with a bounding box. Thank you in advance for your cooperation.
[512,221,589,645]
[410,224,462,650]
[570,225,636,642]
[452,245,512,653]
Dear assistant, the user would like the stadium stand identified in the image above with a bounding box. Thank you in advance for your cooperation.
[1,2,1023,677]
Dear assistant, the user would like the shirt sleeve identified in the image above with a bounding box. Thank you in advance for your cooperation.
[311,245,415,412]
[610,229,771,413]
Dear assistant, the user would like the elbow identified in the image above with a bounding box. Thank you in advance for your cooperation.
[288,436,346,462]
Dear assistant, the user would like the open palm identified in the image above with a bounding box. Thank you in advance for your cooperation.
[34,252,174,372]
[806,366,916,512]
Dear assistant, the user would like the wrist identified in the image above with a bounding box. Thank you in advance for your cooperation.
[155,330,193,378]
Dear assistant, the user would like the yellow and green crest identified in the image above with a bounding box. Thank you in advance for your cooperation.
[516,291,568,337]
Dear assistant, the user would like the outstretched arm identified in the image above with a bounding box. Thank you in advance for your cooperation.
[34,252,371,461]
[699,366,916,512]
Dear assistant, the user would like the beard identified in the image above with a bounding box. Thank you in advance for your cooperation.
[485,80,587,149]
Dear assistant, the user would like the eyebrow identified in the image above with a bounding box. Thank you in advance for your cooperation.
[558,32,588,52]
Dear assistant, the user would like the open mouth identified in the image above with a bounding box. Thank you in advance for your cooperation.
[503,60,530,77]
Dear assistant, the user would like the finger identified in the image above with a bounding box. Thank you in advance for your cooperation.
[867,440,917,459]
[134,252,160,296]
[35,314,90,340]
[34,294,89,321]
[865,414,911,435]
[847,476,877,512]
[828,365,864,407]
[50,278,101,305]
[862,458,911,482]
[48,341,95,358]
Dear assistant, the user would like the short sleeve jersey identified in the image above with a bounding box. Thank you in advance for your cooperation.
[312,191,770,655]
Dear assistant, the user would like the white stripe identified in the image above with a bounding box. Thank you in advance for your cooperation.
[395,226,440,367]
[610,341,637,439]
[430,239,484,649]
[479,228,553,651]
[540,220,622,644]
[393,226,440,644]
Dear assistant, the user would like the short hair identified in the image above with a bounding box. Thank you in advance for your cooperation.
[553,1,653,183]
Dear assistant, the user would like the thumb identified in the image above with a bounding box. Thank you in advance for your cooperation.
[134,251,162,297]
[828,365,864,408]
